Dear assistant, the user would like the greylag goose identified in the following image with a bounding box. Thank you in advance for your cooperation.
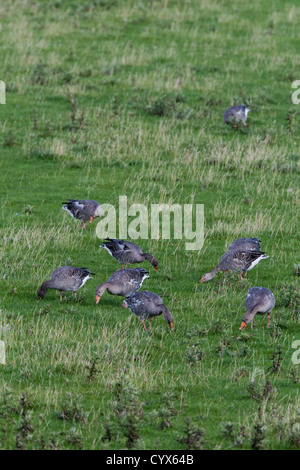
[223,105,250,128]
[37,266,94,300]
[200,250,269,282]
[100,239,158,270]
[62,199,102,229]
[228,238,261,252]
[95,268,149,304]
[239,287,275,330]
[122,291,173,331]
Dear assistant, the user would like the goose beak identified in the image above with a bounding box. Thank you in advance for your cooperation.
[168,322,174,331]
[122,301,128,308]
[154,266,158,271]
[239,321,247,330]
[96,295,101,304]
[200,277,205,283]
[38,296,41,300]
[89,216,94,223]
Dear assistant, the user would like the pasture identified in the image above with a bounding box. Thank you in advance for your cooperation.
[0,0,299,450]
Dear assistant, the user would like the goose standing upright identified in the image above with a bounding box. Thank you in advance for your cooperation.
[95,268,149,304]
[37,266,94,300]
[223,105,250,128]
[239,287,275,330]
[62,199,102,229]
[200,249,269,282]
[100,239,158,270]
[123,291,173,331]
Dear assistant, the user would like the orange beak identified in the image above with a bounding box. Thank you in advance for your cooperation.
[168,322,174,330]
[154,266,158,271]
[239,321,247,330]
[200,277,205,283]
[38,296,41,300]
[89,216,94,223]
[96,295,101,304]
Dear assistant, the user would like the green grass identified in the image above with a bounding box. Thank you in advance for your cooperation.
[0,0,299,450]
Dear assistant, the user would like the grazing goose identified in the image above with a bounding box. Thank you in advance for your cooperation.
[122,291,173,331]
[62,199,103,229]
[223,105,250,128]
[200,250,269,282]
[95,268,149,304]
[239,287,275,330]
[228,238,261,252]
[37,266,94,300]
[100,239,158,270]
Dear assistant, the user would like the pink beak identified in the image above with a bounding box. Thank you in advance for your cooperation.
[122,301,128,308]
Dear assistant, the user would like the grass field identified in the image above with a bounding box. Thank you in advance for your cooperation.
[0,0,299,450]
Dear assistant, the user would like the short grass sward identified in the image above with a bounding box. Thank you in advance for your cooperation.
[0,0,299,450]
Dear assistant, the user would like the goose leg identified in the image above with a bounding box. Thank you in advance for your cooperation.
[81,221,86,229]
[141,319,147,331]
[59,291,62,301]
[121,264,125,269]
[73,292,77,298]
[147,317,154,331]
[251,320,253,330]
[238,272,245,281]
[267,314,270,327]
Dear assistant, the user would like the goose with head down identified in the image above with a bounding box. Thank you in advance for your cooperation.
[122,291,173,331]
[95,268,149,304]
[239,287,275,330]
[200,249,269,282]
[100,238,158,270]
[62,199,102,229]
[37,266,94,301]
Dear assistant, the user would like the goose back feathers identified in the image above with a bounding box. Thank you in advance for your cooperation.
[228,238,261,252]
[100,239,158,270]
